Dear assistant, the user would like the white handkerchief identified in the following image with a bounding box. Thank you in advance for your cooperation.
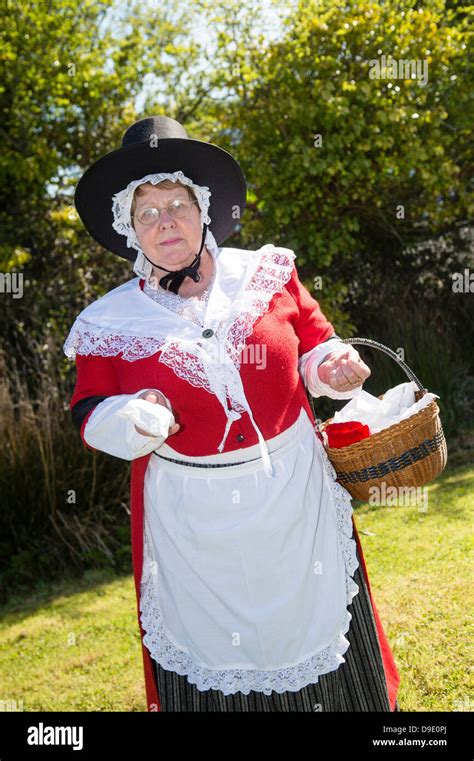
[332,381,439,434]
[117,398,175,438]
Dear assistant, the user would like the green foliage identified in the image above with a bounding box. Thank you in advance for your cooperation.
[0,0,472,591]
[0,0,214,387]
[199,0,473,386]
[202,0,471,250]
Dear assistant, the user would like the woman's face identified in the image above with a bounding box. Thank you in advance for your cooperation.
[132,183,203,271]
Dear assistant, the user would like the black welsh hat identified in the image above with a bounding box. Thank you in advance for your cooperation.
[74,115,247,264]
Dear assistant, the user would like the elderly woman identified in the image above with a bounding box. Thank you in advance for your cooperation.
[63,115,400,712]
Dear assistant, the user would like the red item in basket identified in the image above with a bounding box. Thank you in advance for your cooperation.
[326,421,371,448]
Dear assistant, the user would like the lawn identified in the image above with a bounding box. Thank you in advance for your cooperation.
[0,460,472,712]
[353,460,473,713]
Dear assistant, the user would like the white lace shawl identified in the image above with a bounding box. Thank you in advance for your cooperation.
[63,244,298,476]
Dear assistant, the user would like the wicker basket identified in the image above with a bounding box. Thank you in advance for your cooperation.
[309,338,448,501]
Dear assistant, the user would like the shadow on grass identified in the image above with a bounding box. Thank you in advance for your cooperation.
[0,567,132,627]
[351,458,472,521]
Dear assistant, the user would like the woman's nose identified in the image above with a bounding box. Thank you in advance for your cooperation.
[158,209,176,226]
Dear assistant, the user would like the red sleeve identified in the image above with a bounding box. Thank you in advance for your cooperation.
[70,354,121,451]
[284,264,335,355]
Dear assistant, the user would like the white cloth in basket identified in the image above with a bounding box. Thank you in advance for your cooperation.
[330,381,440,434]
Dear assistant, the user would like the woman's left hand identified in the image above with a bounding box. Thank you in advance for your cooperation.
[135,390,180,436]
[317,346,371,393]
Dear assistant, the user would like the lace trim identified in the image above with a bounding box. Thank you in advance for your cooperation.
[141,264,215,327]
[63,323,166,362]
[63,246,296,414]
[155,246,295,412]
[224,247,295,366]
[143,276,214,306]
[139,436,360,695]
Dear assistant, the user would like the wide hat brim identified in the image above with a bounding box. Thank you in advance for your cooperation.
[74,137,247,262]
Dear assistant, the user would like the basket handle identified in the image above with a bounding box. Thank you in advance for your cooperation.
[339,337,427,392]
[309,337,428,423]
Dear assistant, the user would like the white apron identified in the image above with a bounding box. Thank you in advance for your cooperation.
[139,406,360,696]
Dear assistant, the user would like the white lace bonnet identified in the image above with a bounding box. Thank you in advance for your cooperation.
[110,170,220,280]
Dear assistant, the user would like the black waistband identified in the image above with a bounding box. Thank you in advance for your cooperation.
[152,452,261,468]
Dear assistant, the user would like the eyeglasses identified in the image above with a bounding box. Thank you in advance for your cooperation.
[131,199,199,226]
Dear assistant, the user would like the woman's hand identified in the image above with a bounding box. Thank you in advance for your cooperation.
[317,347,371,393]
[134,390,180,436]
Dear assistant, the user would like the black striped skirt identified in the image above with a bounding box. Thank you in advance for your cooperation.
[151,537,399,712]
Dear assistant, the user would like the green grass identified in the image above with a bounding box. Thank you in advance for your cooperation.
[0,461,472,712]
[0,570,145,711]
[353,461,473,713]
